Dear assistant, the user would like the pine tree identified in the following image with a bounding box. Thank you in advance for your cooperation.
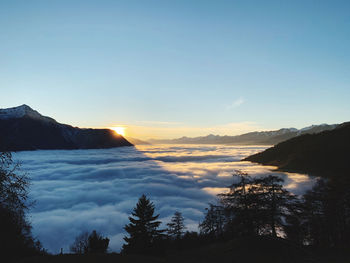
[167,211,186,239]
[122,194,163,254]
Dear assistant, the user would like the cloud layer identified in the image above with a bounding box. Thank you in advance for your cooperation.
[13,145,315,253]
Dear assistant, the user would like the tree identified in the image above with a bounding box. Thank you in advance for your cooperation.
[254,175,297,237]
[218,170,259,236]
[87,230,109,253]
[0,151,43,258]
[122,194,163,254]
[0,151,29,213]
[286,177,350,248]
[70,230,109,254]
[219,170,297,238]
[199,204,226,238]
[70,231,89,254]
[167,211,186,239]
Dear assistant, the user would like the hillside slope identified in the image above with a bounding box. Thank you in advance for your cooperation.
[244,122,350,176]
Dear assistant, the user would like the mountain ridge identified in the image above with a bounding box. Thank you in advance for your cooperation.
[149,124,337,145]
[0,105,133,151]
[0,104,57,123]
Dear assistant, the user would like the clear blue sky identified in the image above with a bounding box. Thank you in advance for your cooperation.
[1,0,349,138]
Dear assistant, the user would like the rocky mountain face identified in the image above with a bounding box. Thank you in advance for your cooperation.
[0,105,133,151]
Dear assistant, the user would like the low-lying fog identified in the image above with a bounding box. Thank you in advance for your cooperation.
[14,144,316,253]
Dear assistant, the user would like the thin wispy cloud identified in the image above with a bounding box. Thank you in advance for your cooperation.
[225,97,245,110]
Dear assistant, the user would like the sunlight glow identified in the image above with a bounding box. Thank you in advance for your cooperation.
[110,127,126,136]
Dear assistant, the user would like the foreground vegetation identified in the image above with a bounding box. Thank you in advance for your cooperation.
[0,152,44,261]
[12,237,350,263]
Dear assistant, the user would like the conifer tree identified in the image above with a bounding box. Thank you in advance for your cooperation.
[122,194,163,254]
[167,211,186,239]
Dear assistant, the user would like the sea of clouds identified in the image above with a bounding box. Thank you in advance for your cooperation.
[13,144,316,253]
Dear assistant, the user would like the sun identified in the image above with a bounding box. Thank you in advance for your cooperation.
[110,127,126,136]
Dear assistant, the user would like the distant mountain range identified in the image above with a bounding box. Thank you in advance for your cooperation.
[125,137,150,145]
[149,124,337,145]
[244,122,350,177]
[0,105,133,151]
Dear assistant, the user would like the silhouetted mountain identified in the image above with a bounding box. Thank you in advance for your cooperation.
[244,122,350,176]
[125,137,150,145]
[0,105,133,151]
[149,124,337,145]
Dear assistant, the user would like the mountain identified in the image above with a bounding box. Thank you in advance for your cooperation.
[125,136,150,145]
[149,124,337,145]
[243,122,350,176]
[0,105,133,151]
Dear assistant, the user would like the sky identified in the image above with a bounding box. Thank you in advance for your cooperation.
[1,0,350,139]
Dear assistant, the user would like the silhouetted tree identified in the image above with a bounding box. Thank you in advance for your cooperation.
[254,175,297,237]
[122,194,163,254]
[70,230,109,254]
[70,231,89,254]
[219,170,297,238]
[0,151,43,258]
[87,230,109,253]
[199,204,226,238]
[286,177,350,248]
[283,199,307,245]
[167,211,186,239]
[218,170,259,236]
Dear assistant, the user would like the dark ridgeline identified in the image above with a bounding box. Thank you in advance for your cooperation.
[149,124,337,145]
[243,121,350,176]
[0,104,133,151]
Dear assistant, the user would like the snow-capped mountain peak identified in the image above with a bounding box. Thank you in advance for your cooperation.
[0,104,56,122]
